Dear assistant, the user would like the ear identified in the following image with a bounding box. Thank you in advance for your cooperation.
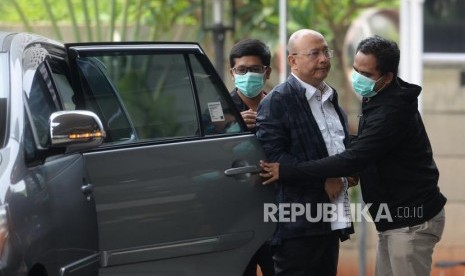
[385,72,394,85]
[288,55,296,69]
[229,69,235,80]
[265,67,272,79]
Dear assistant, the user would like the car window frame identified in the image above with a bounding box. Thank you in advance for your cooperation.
[22,43,75,163]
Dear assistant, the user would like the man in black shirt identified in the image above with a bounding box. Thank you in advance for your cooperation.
[229,38,274,276]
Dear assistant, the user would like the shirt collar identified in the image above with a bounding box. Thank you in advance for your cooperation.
[291,73,333,102]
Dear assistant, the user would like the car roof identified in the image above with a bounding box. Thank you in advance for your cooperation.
[0,31,63,52]
[0,31,204,55]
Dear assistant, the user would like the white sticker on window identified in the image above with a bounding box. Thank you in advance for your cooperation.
[207,102,225,122]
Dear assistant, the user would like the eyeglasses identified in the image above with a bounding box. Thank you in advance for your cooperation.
[292,49,334,60]
[231,65,268,75]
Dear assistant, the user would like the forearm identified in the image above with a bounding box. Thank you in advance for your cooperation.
[279,151,364,181]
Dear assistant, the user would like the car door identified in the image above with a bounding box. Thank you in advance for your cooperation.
[66,43,275,275]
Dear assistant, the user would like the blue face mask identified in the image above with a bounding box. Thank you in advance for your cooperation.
[234,72,265,98]
[351,70,383,98]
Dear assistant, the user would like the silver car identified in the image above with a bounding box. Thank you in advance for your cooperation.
[0,31,275,276]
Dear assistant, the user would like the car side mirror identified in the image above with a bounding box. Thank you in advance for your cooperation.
[50,110,106,152]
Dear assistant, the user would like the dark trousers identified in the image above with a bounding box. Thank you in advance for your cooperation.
[272,233,339,276]
[243,242,275,276]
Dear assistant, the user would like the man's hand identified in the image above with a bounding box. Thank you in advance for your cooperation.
[324,178,344,202]
[259,160,279,185]
[241,109,257,129]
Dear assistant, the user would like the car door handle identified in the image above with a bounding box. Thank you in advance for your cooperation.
[81,183,94,200]
[224,165,260,176]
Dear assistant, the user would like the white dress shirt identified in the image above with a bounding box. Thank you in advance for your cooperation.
[292,73,352,230]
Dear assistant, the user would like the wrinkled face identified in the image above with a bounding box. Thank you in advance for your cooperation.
[288,34,331,87]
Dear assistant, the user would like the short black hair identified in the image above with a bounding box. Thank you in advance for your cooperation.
[229,39,271,68]
[356,35,400,77]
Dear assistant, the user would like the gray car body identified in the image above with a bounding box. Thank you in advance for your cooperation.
[0,32,275,276]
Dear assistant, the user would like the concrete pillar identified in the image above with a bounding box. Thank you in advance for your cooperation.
[400,0,424,113]
[279,0,287,83]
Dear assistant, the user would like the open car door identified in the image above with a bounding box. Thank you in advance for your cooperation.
[66,42,275,275]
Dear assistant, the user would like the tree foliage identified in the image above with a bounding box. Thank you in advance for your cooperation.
[231,0,398,114]
[1,0,398,112]
[2,0,202,41]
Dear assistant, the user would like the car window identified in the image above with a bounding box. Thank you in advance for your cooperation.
[22,45,75,152]
[76,57,135,143]
[76,53,198,143]
[0,98,6,148]
[72,45,246,144]
[189,55,243,135]
[50,59,76,111]
[0,53,8,147]
[24,63,59,149]
[23,108,40,163]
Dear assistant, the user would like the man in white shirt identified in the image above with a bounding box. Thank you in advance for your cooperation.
[256,29,356,276]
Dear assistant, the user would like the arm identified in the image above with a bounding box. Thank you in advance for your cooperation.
[256,90,334,189]
[261,110,409,183]
[256,92,299,164]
